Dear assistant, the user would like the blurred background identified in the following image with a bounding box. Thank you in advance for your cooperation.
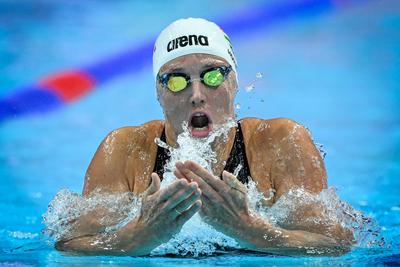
[0,0,399,265]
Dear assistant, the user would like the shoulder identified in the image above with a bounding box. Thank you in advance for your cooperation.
[99,120,164,152]
[241,117,327,197]
[83,120,164,195]
[105,120,164,144]
[240,117,309,147]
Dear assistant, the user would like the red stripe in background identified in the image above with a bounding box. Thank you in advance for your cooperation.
[39,71,95,103]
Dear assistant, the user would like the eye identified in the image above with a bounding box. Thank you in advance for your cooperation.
[167,76,188,92]
[203,68,225,87]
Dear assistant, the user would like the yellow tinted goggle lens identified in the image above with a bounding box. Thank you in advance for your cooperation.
[167,76,187,92]
[203,69,224,87]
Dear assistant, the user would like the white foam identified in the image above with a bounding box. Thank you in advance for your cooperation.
[42,189,141,241]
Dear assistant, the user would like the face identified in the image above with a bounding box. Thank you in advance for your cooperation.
[156,53,238,139]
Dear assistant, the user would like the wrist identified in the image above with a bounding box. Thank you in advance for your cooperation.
[235,212,279,250]
[119,218,165,256]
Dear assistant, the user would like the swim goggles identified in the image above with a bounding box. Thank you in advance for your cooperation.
[157,65,232,93]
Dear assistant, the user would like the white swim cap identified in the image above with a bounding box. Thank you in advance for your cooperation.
[153,18,238,80]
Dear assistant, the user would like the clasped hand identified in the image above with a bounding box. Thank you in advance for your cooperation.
[174,160,254,241]
[132,160,256,253]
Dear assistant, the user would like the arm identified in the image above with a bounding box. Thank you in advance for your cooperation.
[230,214,350,256]
[174,119,354,256]
[175,161,350,256]
[56,173,202,256]
[268,119,354,249]
[55,128,202,256]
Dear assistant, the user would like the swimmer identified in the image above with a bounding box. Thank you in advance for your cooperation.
[55,18,354,256]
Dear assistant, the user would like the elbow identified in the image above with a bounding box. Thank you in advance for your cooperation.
[323,227,355,256]
[55,239,69,252]
[55,237,80,254]
[332,224,356,247]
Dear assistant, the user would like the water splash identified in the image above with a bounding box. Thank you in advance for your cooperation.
[42,119,240,256]
[233,164,243,177]
[240,71,265,112]
[248,186,385,249]
[245,83,255,92]
[315,142,327,159]
[43,189,141,241]
[305,126,327,159]
[244,71,264,93]
[151,117,384,254]
[43,117,384,256]
[158,118,237,187]
[149,119,243,256]
[151,213,240,257]
[3,230,39,239]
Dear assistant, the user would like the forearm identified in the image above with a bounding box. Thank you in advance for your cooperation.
[237,216,351,256]
[55,219,155,256]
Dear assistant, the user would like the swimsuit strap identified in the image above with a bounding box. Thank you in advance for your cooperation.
[223,120,251,184]
[152,121,251,184]
[152,127,169,181]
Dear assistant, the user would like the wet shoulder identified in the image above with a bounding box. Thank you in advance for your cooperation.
[84,120,164,195]
[113,120,164,194]
[241,117,326,197]
[105,120,164,151]
[240,117,306,147]
[238,117,312,204]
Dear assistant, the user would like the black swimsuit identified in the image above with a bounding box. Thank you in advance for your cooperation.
[152,120,251,184]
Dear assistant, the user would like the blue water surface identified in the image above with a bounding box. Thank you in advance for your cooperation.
[0,0,399,266]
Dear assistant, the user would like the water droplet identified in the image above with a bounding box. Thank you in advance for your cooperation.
[256,72,263,78]
[233,164,243,177]
[235,103,241,110]
[245,83,255,92]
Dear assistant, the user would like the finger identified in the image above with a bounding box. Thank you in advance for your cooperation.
[184,161,227,192]
[172,188,202,217]
[222,170,247,194]
[175,161,190,179]
[176,200,202,225]
[175,162,220,201]
[158,178,189,203]
[163,183,199,211]
[173,168,191,182]
[143,173,161,196]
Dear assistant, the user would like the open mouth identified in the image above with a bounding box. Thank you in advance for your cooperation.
[189,112,213,138]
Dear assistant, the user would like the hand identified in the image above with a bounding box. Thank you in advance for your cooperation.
[174,160,253,243]
[129,172,202,254]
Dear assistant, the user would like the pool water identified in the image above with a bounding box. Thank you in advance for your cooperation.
[1,0,399,266]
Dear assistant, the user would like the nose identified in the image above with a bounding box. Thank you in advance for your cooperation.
[189,80,206,107]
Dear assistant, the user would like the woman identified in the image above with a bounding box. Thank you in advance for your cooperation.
[56,17,353,256]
